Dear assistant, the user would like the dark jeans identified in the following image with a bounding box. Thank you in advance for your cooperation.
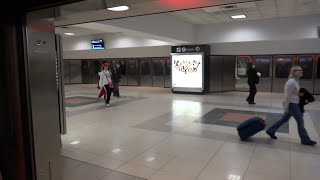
[104,85,113,104]
[247,84,257,103]
[266,103,311,144]
[113,82,120,96]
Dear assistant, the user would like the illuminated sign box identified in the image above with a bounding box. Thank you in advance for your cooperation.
[171,53,204,92]
[91,39,105,50]
[171,45,210,94]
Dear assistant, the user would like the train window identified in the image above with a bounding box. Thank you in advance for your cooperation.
[140,60,151,75]
[255,58,270,77]
[275,58,292,78]
[119,60,126,75]
[298,57,313,79]
[165,59,171,76]
[153,60,164,76]
[237,57,249,78]
[127,60,137,74]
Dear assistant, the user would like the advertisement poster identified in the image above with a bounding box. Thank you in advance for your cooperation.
[172,54,203,89]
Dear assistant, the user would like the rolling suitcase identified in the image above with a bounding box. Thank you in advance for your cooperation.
[237,117,266,141]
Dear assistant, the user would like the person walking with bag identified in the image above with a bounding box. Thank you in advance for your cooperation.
[246,62,260,104]
[266,66,316,146]
[98,63,114,107]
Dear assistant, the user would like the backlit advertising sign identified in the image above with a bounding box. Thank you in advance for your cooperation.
[171,53,204,92]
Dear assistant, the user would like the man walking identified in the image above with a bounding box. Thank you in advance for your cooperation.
[111,63,121,97]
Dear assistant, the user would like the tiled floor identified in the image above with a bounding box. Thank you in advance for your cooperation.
[61,84,320,180]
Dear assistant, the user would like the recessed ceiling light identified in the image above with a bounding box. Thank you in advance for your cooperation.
[112,148,122,153]
[64,32,75,36]
[231,14,246,19]
[107,6,129,11]
[70,141,80,145]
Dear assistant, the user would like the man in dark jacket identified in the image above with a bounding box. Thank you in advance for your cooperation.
[246,62,259,104]
[111,63,121,97]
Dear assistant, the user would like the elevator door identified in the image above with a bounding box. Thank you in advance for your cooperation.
[298,56,314,92]
[69,60,82,84]
[81,61,89,84]
[140,59,153,86]
[314,57,320,94]
[272,56,295,93]
[253,56,272,92]
[127,59,138,86]
[210,56,223,92]
[88,60,101,84]
[235,56,250,91]
[119,60,128,86]
[164,59,172,88]
[64,61,70,84]
[153,59,164,87]
[222,56,236,91]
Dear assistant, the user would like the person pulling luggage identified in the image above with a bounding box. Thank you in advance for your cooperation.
[266,66,316,146]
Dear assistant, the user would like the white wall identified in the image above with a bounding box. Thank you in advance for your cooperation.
[63,14,320,58]
[196,15,320,44]
[63,45,171,59]
[210,39,320,55]
[101,13,196,43]
[62,33,172,51]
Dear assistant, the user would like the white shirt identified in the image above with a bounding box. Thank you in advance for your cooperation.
[284,78,300,108]
[98,70,112,88]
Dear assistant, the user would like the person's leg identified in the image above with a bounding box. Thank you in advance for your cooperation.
[247,84,253,102]
[289,104,314,144]
[252,85,257,103]
[105,85,111,105]
[247,84,255,103]
[266,113,291,139]
[113,82,118,95]
[116,82,120,97]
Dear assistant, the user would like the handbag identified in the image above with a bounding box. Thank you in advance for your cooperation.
[108,82,114,88]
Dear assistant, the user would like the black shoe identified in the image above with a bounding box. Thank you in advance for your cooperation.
[266,131,277,139]
[302,140,317,146]
[249,102,256,105]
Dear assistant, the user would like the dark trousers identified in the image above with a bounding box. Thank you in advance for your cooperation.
[113,82,120,96]
[247,84,257,103]
[266,103,311,144]
[104,85,113,104]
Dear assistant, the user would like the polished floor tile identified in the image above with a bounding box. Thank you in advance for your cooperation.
[62,85,320,180]
[62,163,111,180]
[100,171,145,180]
[116,163,158,179]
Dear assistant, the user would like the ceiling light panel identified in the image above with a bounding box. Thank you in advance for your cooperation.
[107,5,129,11]
[231,14,247,19]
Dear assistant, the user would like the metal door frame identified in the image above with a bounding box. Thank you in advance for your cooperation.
[272,55,297,93]
[235,56,252,91]
[297,55,316,93]
[251,56,273,92]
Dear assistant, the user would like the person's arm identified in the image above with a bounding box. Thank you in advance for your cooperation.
[98,72,103,88]
[284,80,295,112]
[97,75,100,89]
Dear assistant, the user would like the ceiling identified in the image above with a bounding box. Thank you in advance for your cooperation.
[55,0,254,26]
[170,0,320,24]
[55,0,320,42]
[55,26,108,36]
